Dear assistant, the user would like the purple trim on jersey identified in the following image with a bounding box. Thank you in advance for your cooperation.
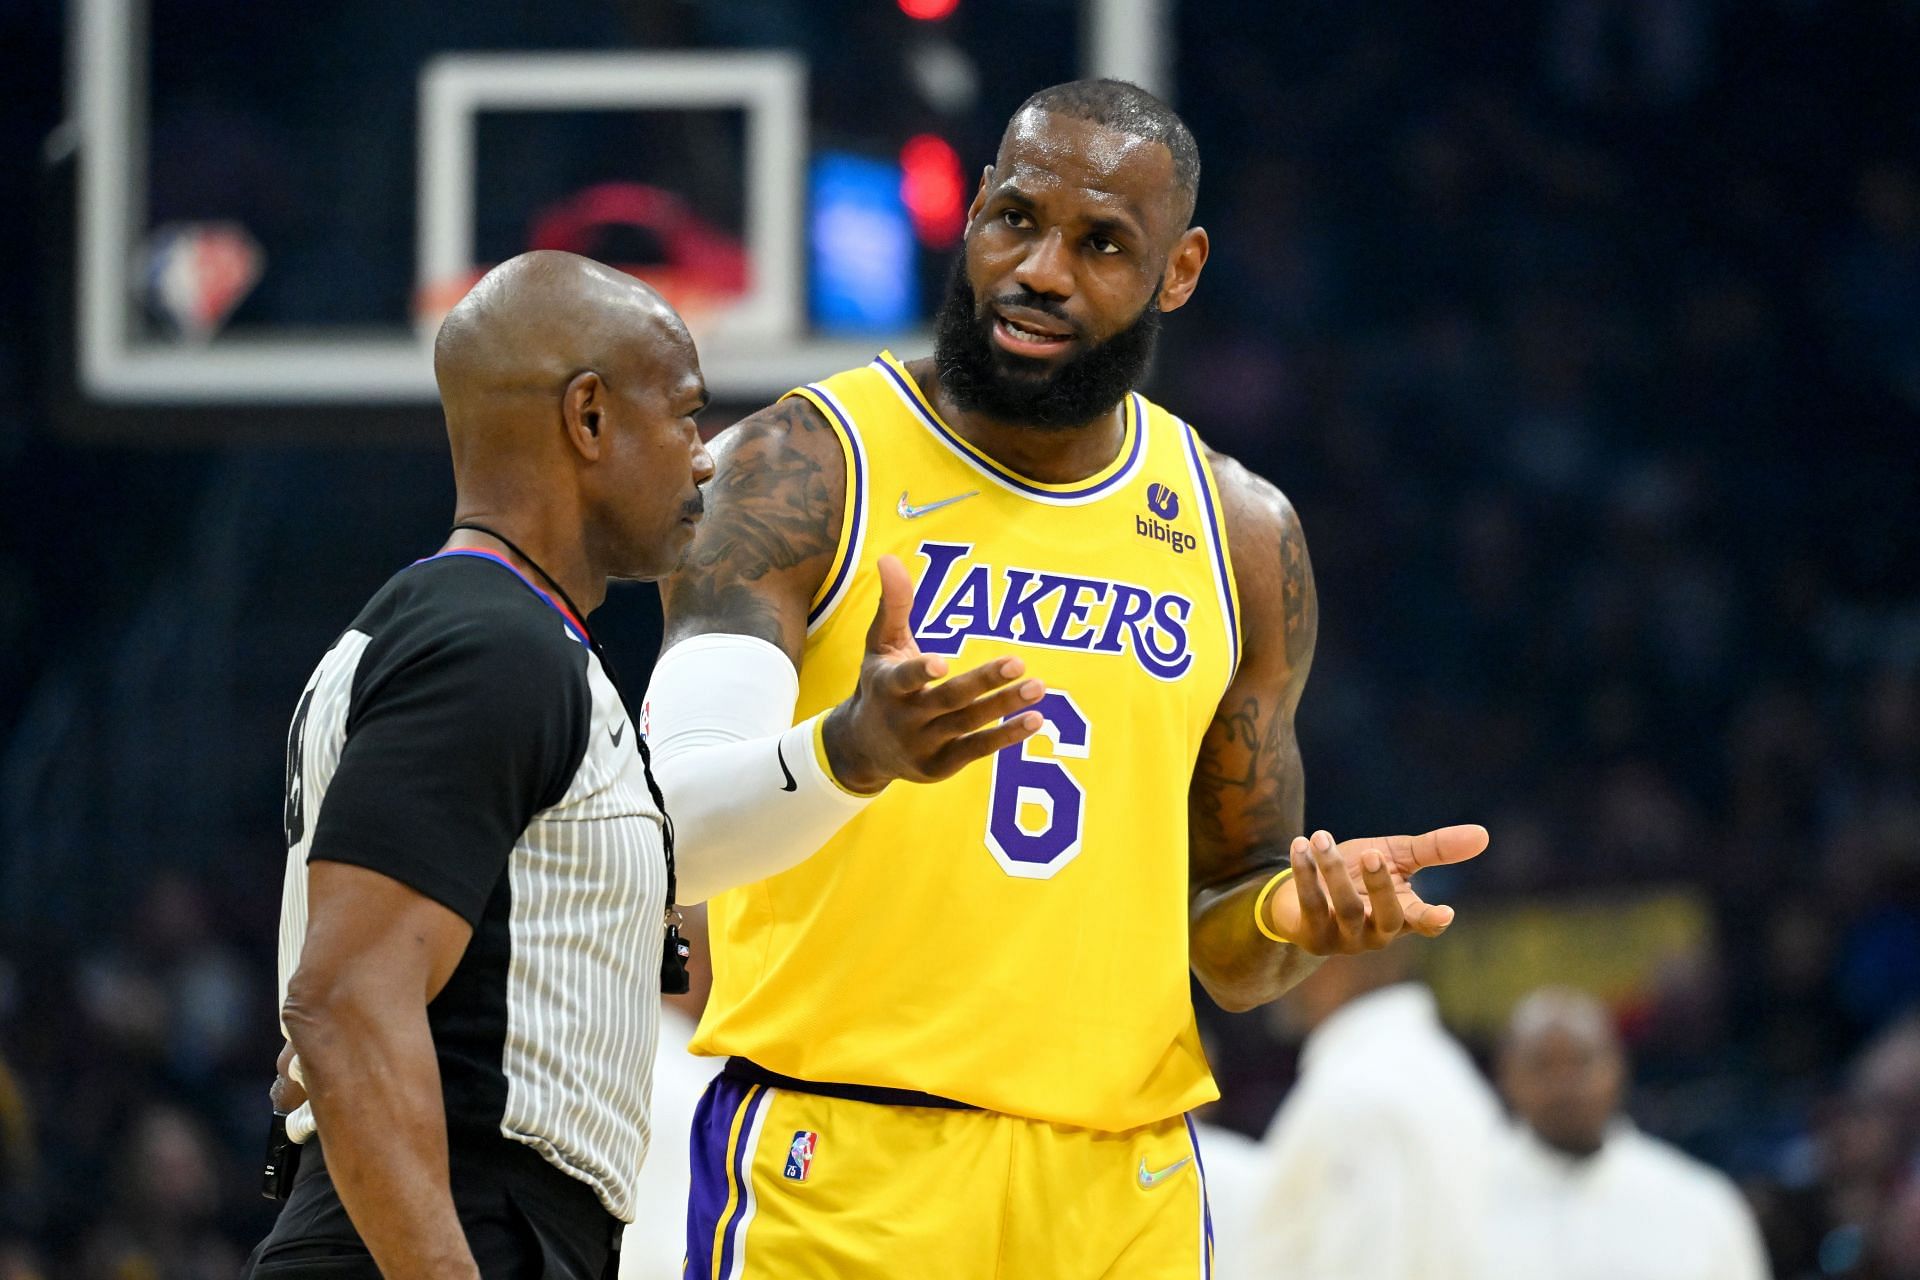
[1185,1114,1215,1280]
[872,357,1145,501]
[413,548,591,647]
[800,388,867,627]
[685,1075,769,1280]
[716,1083,770,1278]
[684,1075,745,1278]
[1178,425,1240,675]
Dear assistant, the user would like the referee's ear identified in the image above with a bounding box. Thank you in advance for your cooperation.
[562,369,606,461]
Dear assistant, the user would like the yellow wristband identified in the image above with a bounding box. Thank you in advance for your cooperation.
[1253,867,1296,943]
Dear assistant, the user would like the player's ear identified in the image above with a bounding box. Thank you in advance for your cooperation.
[561,369,606,462]
[1156,225,1209,315]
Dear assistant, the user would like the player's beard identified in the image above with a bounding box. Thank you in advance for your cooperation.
[933,260,1161,430]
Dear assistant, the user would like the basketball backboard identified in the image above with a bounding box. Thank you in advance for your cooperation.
[71,0,1170,410]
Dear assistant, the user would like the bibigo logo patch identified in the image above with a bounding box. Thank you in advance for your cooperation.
[1137,485,1196,555]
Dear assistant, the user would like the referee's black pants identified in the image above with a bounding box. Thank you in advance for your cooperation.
[243,1132,623,1279]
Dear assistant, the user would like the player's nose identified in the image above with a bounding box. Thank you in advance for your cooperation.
[690,436,715,487]
[1012,227,1075,301]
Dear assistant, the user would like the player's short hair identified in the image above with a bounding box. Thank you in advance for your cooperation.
[1003,79,1202,228]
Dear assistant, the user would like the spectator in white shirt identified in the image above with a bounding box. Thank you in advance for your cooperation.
[1484,987,1771,1280]
[1238,949,1502,1280]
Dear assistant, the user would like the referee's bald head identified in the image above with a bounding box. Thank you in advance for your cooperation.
[433,251,713,582]
[434,251,689,444]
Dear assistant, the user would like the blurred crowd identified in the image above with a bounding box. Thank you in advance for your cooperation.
[3,0,1919,1276]
[1164,2,1920,1274]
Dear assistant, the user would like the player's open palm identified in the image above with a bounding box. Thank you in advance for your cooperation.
[1265,825,1489,954]
[821,554,1044,793]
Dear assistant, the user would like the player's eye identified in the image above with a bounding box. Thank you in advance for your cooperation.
[1001,209,1034,230]
[1089,236,1122,256]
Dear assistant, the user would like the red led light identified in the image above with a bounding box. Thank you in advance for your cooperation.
[900,133,967,248]
[897,0,960,21]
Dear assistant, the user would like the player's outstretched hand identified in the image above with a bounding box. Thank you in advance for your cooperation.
[821,554,1044,793]
[1264,825,1488,954]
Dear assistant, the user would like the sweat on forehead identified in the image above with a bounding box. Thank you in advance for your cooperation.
[995,78,1201,226]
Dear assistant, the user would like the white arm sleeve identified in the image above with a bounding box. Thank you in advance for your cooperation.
[642,633,876,904]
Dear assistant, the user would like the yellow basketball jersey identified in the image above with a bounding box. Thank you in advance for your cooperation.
[691,352,1243,1133]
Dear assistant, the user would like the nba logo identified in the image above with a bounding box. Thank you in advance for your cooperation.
[783,1130,818,1182]
[1146,483,1180,521]
[142,221,263,341]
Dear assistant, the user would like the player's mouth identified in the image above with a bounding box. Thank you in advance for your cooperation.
[990,307,1076,358]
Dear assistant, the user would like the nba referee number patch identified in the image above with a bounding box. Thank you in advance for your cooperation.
[783,1130,818,1182]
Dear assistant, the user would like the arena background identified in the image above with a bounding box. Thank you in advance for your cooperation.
[2,0,1919,1275]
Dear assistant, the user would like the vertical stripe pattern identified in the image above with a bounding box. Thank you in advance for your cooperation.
[498,650,666,1218]
[277,588,667,1220]
[719,1088,774,1280]
[685,1077,749,1278]
[684,1079,774,1280]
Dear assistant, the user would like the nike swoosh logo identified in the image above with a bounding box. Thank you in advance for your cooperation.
[609,721,626,747]
[898,490,979,520]
[775,740,798,792]
[1137,1156,1192,1189]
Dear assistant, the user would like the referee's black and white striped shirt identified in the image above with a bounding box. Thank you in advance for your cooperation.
[276,548,666,1221]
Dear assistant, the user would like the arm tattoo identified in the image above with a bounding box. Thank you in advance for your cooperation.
[1279,505,1314,666]
[1189,477,1316,886]
[1191,693,1305,867]
[1186,457,1324,1006]
[661,397,843,659]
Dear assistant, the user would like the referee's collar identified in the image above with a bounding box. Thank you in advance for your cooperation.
[414,547,592,647]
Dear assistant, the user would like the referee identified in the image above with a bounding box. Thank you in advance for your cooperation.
[246,252,712,1279]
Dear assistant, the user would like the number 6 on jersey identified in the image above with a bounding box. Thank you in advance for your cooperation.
[986,690,1090,878]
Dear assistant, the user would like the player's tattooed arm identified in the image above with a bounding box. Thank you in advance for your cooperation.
[660,396,846,666]
[1189,454,1488,1010]
[1187,453,1323,1010]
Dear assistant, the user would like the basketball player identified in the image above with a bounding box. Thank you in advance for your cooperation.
[641,80,1489,1277]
